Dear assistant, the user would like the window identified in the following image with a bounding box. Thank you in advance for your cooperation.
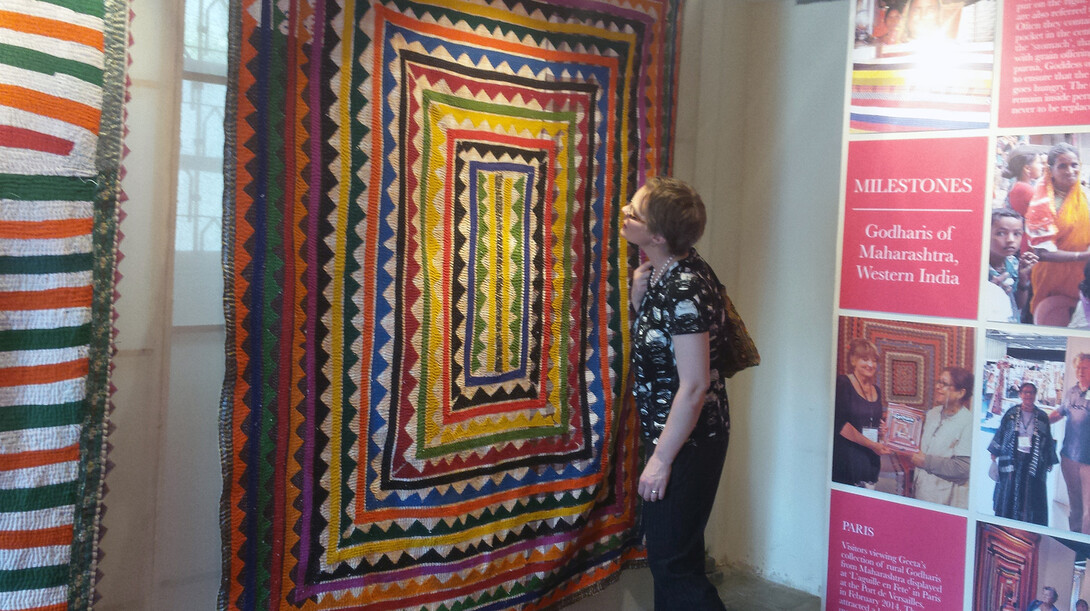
[174,0,228,325]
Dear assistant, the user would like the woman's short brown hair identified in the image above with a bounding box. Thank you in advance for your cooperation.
[641,176,706,255]
[847,339,879,368]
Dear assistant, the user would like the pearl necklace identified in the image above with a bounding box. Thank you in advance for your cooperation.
[648,255,676,287]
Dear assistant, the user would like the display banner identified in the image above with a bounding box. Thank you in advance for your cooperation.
[841,137,988,318]
[829,490,967,610]
[998,0,1090,128]
[830,0,1090,609]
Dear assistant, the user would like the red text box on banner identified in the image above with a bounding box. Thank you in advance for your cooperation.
[998,0,1090,129]
[827,490,967,611]
[840,137,987,319]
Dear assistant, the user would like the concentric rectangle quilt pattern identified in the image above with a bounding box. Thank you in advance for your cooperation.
[220,0,683,609]
[0,0,128,609]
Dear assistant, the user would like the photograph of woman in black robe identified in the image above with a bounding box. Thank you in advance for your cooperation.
[988,382,1059,526]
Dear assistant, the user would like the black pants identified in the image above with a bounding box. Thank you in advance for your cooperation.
[642,436,728,611]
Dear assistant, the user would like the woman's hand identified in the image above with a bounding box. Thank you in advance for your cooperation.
[639,452,672,502]
[1018,250,1039,279]
[840,422,892,456]
[872,442,894,456]
[1036,247,1090,263]
[630,260,653,310]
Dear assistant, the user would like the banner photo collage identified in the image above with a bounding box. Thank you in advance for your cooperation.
[829,0,1090,609]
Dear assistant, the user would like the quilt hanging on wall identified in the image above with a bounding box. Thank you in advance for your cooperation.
[0,0,128,610]
[221,0,683,609]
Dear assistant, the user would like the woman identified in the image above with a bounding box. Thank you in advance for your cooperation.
[622,176,729,610]
[1026,142,1090,317]
[908,367,973,508]
[832,339,893,486]
[988,382,1058,526]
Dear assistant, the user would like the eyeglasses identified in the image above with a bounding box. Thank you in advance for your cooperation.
[623,204,646,224]
[935,380,954,388]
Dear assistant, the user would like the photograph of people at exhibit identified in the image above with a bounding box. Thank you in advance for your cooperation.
[987,134,1090,326]
[974,522,1090,611]
[832,316,974,508]
[973,333,1090,535]
[976,331,1065,527]
[850,0,997,132]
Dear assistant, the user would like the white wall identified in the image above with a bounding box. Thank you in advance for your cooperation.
[96,0,850,607]
[682,0,847,596]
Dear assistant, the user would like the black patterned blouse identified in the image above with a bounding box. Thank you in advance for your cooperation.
[631,249,730,446]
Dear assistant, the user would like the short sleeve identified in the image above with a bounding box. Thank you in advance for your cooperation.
[666,270,711,336]
[834,375,853,433]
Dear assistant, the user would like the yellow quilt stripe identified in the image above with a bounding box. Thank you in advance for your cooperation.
[327,0,355,566]
[419,99,573,444]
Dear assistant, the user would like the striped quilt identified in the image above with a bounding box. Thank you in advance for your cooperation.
[850,41,994,133]
[0,0,128,609]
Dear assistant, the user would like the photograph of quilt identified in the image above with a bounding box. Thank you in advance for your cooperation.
[0,0,128,609]
[220,0,682,609]
[849,0,995,133]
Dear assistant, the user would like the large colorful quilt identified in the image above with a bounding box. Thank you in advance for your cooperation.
[220,0,682,609]
[0,0,128,609]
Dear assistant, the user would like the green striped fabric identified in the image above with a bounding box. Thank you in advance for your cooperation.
[0,0,127,609]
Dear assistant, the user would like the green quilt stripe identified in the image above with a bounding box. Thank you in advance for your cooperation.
[0,43,103,85]
[33,0,104,18]
[0,324,91,352]
[471,179,491,373]
[334,0,371,537]
[0,175,97,202]
[0,402,83,432]
[508,175,525,370]
[416,90,578,447]
[251,6,290,607]
[0,481,77,513]
[0,254,93,275]
[0,565,69,593]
